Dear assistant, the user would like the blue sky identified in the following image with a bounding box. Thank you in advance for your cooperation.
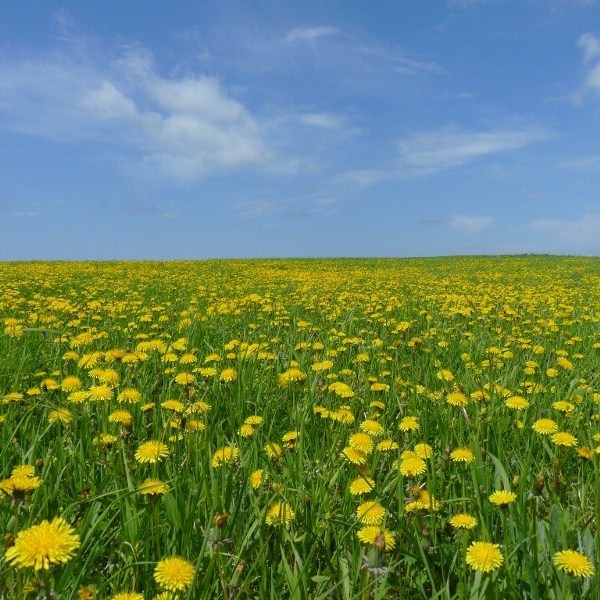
[1,1,600,259]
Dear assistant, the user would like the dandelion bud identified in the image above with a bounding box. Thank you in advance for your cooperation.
[213,511,229,528]
[533,474,545,495]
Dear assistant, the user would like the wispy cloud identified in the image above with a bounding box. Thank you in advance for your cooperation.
[0,45,270,181]
[339,125,552,184]
[449,214,494,233]
[572,32,600,103]
[286,26,339,43]
[395,126,552,173]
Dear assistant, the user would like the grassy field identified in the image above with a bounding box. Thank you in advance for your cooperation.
[0,257,599,599]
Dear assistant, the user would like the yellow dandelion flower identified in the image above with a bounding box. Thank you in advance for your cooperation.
[553,400,575,413]
[532,418,559,435]
[341,447,367,465]
[212,446,239,468]
[578,446,594,459]
[377,439,399,452]
[349,476,375,495]
[551,431,578,447]
[265,443,283,458]
[450,447,475,463]
[61,376,82,392]
[356,501,386,525]
[450,513,478,529]
[348,433,374,454]
[175,372,195,386]
[249,469,266,489]
[356,526,395,551]
[111,593,144,600]
[48,408,72,424]
[447,391,468,407]
[135,441,170,464]
[488,490,517,506]
[327,381,354,398]
[88,384,113,401]
[360,420,384,436]
[219,368,237,383]
[553,550,595,577]
[505,396,529,410]
[465,541,503,572]
[399,456,427,478]
[414,443,433,459]
[265,501,295,526]
[5,517,80,570]
[138,478,170,496]
[398,416,419,432]
[154,556,195,591]
[239,423,255,437]
[108,410,133,427]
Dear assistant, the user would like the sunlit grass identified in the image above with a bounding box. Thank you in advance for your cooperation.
[0,256,599,599]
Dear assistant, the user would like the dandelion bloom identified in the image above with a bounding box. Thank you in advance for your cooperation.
[450,513,478,529]
[239,423,254,437]
[154,556,195,591]
[551,432,578,447]
[398,416,419,432]
[175,372,195,386]
[212,446,239,468]
[249,469,266,489]
[109,410,133,427]
[341,447,367,465]
[446,391,468,407]
[348,433,374,454]
[135,441,170,464]
[465,541,503,572]
[505,396,529,410]
[117,388,142,403]
[61,376,82,392]
[328,381,354,398]
[88,384,113,401]
[244,415,264,425]
[48,408,72,424]
[265,443,283,458]
[278,368,307,386]
[219,368,237,383]
[111,594,144,600]
[399,456,427,478]
[356,501,386,525]
[489,490,517,506]
[265,501,295,526]
[553,550,595,577]
[360,420,384,436]
[377,439,399,452]
[349,476,375,495]
[414,443,433,459]
[357,526,395,551]
[138,478,170,496]
[450,447,475,463]
[552,400,575,413]
[532,418,558,435]
[5,517,80,570]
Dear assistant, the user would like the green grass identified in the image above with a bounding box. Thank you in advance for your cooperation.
[0,256,599,599]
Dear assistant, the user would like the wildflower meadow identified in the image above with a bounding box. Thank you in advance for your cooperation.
[0,256,599,599]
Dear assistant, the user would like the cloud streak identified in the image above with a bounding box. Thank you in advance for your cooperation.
[0,46,270,181]
[339,125,552,184]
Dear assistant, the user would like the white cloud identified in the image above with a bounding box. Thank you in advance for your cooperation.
[532,214,600,251]
[573,32,600,102]
[339,125,550,184]
[396,127,552,173]
[449,215,494,233]
[0,47,270,181]
[286,26,339,43]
